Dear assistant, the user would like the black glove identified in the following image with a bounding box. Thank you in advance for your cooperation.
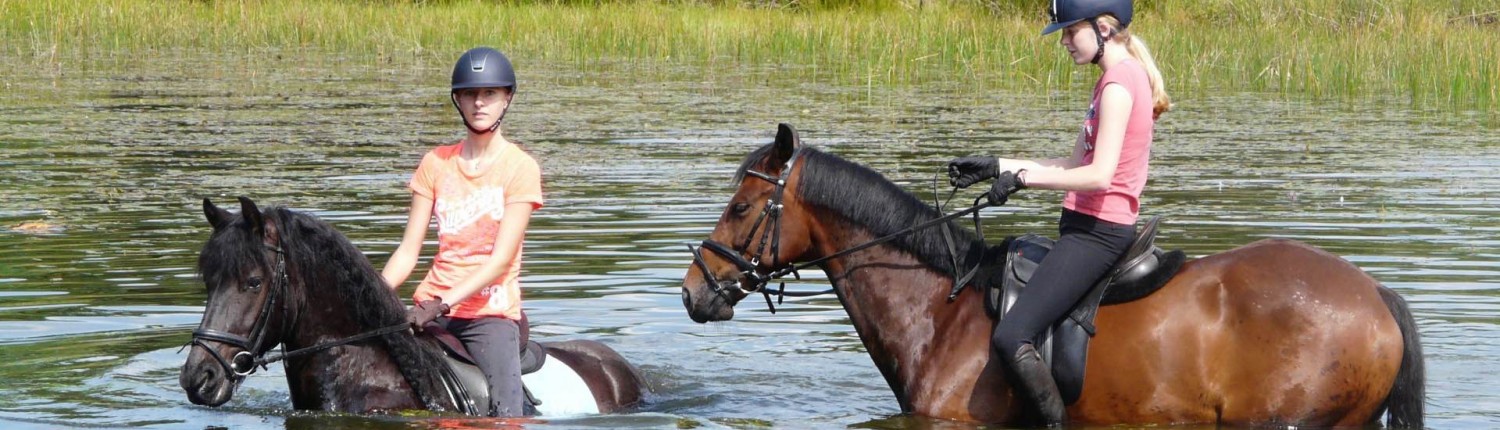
[947,156,999,189]
[985,170,1025,206]
[406,299,450,332]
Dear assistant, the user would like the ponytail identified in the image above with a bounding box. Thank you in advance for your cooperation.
[1124,34,1171,119]
[1098,15,1171,118]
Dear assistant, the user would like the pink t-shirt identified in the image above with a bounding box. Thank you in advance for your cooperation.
[1063,58,1155,226]
[409,141,543,320]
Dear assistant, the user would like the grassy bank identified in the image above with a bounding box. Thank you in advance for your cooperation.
[2,0,1496,110]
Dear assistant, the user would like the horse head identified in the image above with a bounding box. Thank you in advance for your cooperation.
[181,196,293,407]
[682,123,820,323]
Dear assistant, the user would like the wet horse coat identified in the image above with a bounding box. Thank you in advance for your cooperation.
[181,197,646,415]
[680,124,1423,427]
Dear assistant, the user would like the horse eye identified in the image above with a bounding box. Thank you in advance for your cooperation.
[246,276,263,290]
[732,202,750,214]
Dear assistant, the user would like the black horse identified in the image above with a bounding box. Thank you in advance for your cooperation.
[181,197,647,415]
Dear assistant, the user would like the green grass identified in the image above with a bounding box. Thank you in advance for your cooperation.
[2,0,1496,110]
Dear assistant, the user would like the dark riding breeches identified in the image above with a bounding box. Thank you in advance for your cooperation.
[442,316,525,417]
[992,209,1135,358]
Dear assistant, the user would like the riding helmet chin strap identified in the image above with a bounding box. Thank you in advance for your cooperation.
[1089,18,1108,65]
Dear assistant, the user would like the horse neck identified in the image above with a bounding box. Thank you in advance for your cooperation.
[278,250,436,411]
[281,266,364,349]
[809,216,997,408]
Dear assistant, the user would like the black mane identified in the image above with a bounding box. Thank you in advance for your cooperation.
[198,207,452,410]
[736,144,989,276]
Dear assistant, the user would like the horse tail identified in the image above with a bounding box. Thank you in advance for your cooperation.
[1377,285,1425,428]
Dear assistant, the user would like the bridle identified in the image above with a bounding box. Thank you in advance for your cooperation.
[186,242,291,381]
[689,148,995,314]
[182,216,461,412]
[688,148,820,313]
[185,237,409,382]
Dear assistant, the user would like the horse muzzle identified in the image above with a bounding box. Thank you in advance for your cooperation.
[180,349,240,407]
[682,279,743,323]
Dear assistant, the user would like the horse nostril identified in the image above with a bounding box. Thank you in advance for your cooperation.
[681,288,692,308]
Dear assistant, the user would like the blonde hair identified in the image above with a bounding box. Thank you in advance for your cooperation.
[1098,15,1171,118]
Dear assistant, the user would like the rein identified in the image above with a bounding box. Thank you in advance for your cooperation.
[254,323,411,368]
[691,148,994,313]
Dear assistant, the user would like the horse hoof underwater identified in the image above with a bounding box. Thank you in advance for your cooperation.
[181,197,647,416]
[681,123,1424,427]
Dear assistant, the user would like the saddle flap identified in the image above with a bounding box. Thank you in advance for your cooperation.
[1007,234,1053,285]
[987,234,1055,319]
[423,322,478,365]
[520,340,547,375]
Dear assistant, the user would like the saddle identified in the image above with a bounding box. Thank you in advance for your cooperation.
[420,314,548,416]
[983,216,1188,405]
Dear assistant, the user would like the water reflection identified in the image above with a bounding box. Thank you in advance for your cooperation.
[0,51,1496,428]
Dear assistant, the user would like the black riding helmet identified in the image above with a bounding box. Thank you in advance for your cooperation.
[1042,0,1133,65]
[450,47,517,134]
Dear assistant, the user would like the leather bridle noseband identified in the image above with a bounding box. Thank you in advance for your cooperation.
[187,242,291,381]
[689,148,997,314]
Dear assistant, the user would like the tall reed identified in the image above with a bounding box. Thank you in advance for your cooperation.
[2,0,1495,110]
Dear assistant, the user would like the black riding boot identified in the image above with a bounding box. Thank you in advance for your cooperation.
[1008,343,1065,427]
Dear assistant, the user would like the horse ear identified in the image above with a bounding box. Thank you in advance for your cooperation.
[203,198,232,231]
[773,123,801,163]
[236,196,265,237]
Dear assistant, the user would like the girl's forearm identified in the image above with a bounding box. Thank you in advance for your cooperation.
[381,246,420,292]
[999,156,1073,173]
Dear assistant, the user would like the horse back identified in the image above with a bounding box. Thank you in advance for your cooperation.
[1078,238,1405,426]
[543,339,649,413]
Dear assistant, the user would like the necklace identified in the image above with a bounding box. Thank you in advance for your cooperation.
[461,139,506,173]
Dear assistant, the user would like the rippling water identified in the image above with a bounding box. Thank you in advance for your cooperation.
[1,52,1496,429]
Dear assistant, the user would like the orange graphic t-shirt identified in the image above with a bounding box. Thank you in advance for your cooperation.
[409,141,543,320]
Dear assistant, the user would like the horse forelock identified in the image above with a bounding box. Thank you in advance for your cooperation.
[732,142,780,186]
[793,149,985,276]
[197,215,273,292]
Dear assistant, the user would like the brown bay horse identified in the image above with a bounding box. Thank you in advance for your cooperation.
[680,124,1423,427]
[182,197,646,416]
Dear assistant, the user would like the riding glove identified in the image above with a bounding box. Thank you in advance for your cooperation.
[406,299,451,332]
[947,156,1000,189]
[985,170,1025,206]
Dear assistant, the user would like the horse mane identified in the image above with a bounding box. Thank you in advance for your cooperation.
[735,144,989,276]
[261,208,453,411]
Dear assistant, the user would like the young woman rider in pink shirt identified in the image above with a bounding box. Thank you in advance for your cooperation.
[382,47,543,417]
[947,0,1171,425]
